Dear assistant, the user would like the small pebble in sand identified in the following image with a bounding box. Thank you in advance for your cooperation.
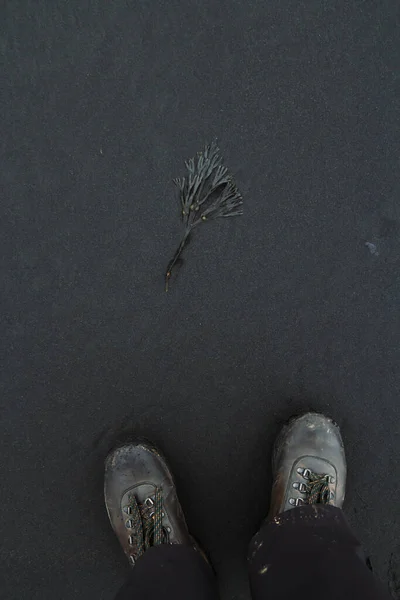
[365,242,379,256]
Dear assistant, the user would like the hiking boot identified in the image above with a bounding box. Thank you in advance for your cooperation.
[269,413,346,518]
[104,441,196,565]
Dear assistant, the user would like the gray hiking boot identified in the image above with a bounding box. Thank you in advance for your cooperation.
[104,441,197,566]
[269,413,346,518]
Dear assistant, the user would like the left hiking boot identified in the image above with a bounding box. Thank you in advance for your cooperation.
[104,441,197,565]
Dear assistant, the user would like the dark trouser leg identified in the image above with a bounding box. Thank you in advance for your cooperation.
[248,505,391,600]
[115,545,218,600]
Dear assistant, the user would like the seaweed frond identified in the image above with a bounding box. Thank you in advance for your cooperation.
[165,142,243,290]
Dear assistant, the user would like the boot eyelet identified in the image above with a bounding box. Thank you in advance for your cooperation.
[296,467,311,479]
[292,482,307,493]
[289,498,304,506]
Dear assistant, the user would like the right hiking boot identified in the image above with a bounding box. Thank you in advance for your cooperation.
[269,413,346,518]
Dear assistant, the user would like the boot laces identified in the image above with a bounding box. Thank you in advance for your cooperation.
[124,487,169,564]
[291,468,334,505]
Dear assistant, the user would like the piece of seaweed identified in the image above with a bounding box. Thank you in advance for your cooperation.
[165,141,243,290]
